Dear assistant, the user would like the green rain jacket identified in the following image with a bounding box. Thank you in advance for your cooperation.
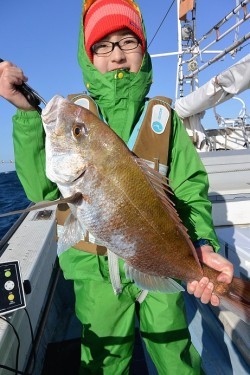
[12,0,219,251]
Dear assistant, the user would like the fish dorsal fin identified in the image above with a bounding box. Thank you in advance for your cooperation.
[124,263,184,293]
[135,157,202,270]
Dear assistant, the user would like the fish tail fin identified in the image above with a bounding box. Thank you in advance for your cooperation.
[231,277,250,303]
[221,277,250,325]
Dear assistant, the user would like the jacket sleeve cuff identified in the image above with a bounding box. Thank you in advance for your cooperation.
[15,109,41,118]
[193,239,211,248]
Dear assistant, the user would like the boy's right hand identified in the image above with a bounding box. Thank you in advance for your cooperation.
[0,60,34,111]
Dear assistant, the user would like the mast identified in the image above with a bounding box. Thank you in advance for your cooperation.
[175,0,250,100]
[176,0,198,98]
[151,0,250,101]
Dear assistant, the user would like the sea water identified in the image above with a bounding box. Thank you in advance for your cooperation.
[0,171,30,239]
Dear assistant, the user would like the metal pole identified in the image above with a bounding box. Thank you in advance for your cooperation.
[176,0,183,99]
[185,32,250,78]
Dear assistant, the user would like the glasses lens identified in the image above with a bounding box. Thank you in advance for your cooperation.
[92,41,113,55]
[119,37,139,51]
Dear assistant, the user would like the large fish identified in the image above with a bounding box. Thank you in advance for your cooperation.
[42,95,250,324]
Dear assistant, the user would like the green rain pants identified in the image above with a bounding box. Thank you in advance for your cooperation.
[59,249,203,375]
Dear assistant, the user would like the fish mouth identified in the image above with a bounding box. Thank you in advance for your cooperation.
[42,95,65,122]
[72,169,86,183]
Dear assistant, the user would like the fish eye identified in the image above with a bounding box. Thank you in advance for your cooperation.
[72,122,87,139]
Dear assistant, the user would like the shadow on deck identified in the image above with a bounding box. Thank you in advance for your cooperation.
[41,327,149,375]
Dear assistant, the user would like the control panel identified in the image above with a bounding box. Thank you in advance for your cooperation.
[0,261,26,315]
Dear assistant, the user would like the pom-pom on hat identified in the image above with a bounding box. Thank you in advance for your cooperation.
[84,0,146,61]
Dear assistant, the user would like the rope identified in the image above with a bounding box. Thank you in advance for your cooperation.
[148,0,176,49]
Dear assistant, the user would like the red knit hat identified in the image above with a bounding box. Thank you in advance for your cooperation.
[84,0,146,61]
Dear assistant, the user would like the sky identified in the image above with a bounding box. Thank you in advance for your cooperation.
[0,0,249,172]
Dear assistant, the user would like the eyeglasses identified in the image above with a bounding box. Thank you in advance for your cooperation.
[91,36,141,56]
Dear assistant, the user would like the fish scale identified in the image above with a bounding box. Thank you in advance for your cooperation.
[71,157,191,278]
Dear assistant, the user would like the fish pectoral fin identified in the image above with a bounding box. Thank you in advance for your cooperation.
[58,213,86,255]
[124,263,184,293]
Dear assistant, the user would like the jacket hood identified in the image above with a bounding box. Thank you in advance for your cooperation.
[77,0,153,142]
